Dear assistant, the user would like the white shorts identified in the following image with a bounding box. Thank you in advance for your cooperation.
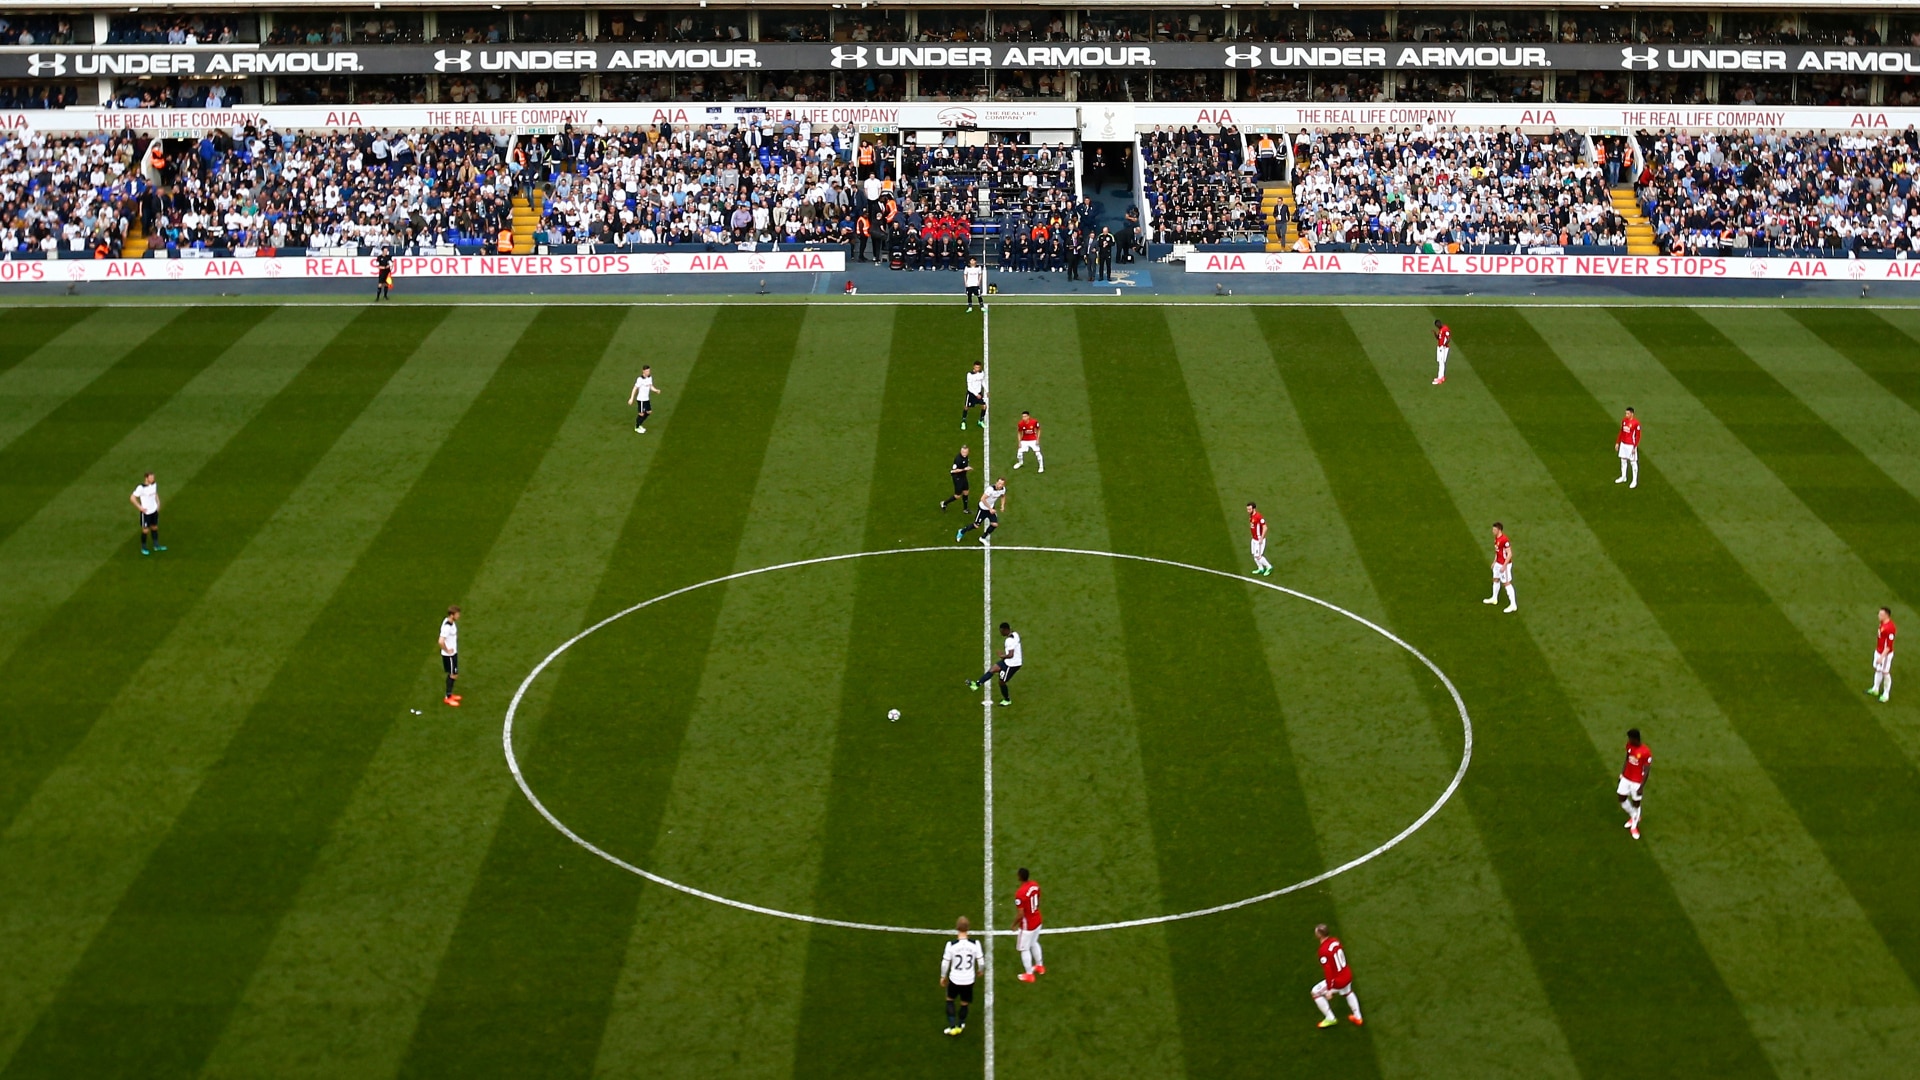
[1618,443,1639,463]
[1017,924,1041,952]
[1019,438,1040,453]
[1311,979,1353,999]
[1617,776,1643,799]
[1436,345,1450,365]
[1492,561,1512,585]
[1875,649,1894,674]
[1251,538,1267,558]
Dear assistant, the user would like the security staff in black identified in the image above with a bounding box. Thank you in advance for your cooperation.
[374,247,394,301]
[941,444,973,511]
[1097,228,1116,281]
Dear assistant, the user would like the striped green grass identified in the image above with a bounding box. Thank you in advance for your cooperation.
[0,301,1917,1079]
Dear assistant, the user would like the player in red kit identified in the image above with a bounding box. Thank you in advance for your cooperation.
[1014,411,1044,473]
[1310,924,1363,1027]
[1483,522,1517,613]
[1615,406,1641,488]
[1618,728,1652,839]
[1014,867,1046,982]
[1247,502,1273,577]
[1870,606,1897,703]
[1432,319,1451,384]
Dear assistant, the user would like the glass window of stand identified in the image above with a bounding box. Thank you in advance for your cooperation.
[0,12,91,44]
[761,70,832,101]
[1473,71,1544,102]
[1630,73,1707,104]
[1636,11,1712,45]
[1310,9,1389,43]
[993,10,1069,41]
[1477,9,1552,43]
[916,9,988,41]
[1722,12,1800,46]
[1396,72,1468,101]
[269,9,420,45]
[354,75,430,104]
[0,80,86,106]
[1150,10,1225,43]
[1236,9,1308,42]
[597,9,747,43]
[598,73,672,101]
[1242,70,1309,101]
[1079,71,1145,100]
[115,75,253,106]
[432,10,510,44]
[834,8,908,42]
[668,72,750,101]
[510,10,588,44]
[1396,9,1473,43]
[1552,69,1624,103]
[994,69,1069,99]
[917,69,989,100]
[1557,9,1630,43]
[1718,74,1796,105]
[758,9,831,42]
[1802,13,1879,46]
[1311,72,1384,102]
[274,75,353,105]
[837,70,905,101]
[1802,74,1872,106]
[110,9,257,43]
[1152,71,1225,101]
[1077,7,1151,42]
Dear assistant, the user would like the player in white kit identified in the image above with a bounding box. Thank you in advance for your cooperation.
[962,362,988,430]
[627,365,664,433]
[940,916,985,1036]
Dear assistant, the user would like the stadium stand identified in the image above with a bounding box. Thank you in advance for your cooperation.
[1289,127,1627,252]
[1636,129,1920,256]
[1140,126,1265,243]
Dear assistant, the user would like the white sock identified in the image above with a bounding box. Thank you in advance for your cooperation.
[1314,995,1336,1022]
[1489,581,1502,601]
[1630,461,1639,485]
[1619,461,1630,481]
[1630,799,1642,825]
[1019,946,1034,974]
[1873,672,1885,694]
[1034,451,1044,470]
[1620,797,1633,819]
[1030,939,1043,968]
[1345,991,1362,1022]
[1255,555,1272,571]
[1437,357,1447,380]
[1505,584,1517,607]
[1884,674,1892,697]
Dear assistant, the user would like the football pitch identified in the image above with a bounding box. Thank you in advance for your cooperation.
[2,297,1919,1079]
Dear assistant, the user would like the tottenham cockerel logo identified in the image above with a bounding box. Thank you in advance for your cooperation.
[1224,46,1263,69]
[830,46,868,69]
[1619,47,1659,71]
[434,49,473,72]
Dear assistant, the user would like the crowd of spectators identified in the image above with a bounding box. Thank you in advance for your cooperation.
[0,14,84,45]
[1291,127,1625,251]
[1141,126,1264,243]
[1636,128,1920,256]
[0,130,142,257]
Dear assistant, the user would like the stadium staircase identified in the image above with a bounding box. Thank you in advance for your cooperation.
[1613,185,1659,256]
[1262,181,1296,252]
[121,221,149,259]
[510,189,545,254]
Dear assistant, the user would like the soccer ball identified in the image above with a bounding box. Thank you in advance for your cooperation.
[887,709,901,722]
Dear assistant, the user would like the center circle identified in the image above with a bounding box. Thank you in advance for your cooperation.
[502,545,1472,938]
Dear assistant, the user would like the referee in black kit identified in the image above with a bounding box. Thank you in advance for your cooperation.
[941,444,973,512]
[374,246,394,301]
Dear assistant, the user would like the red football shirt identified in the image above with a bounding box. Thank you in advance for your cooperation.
[1250,510,1268,542]
[1017,417,1040,442]
[1618,416,1641,448]
[1879,619,1897,655]
[1494,534,1512,566]
[1621,742,1652,784]
[1015,881,1042,930]
[1317,937,1353,989]
[1435,324,1452,348]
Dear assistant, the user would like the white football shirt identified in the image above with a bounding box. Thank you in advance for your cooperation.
[941,937,984,985]
[1004,631,1023,667]
[440,618,459,656]
[632,375,655,401]
[966,370,986,397]
[979,485,1004,512]
[964,265,985,288]
[131,482,159,514]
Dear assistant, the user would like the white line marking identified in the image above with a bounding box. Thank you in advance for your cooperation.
[501,546,1472,938]
[980,303,996,1078]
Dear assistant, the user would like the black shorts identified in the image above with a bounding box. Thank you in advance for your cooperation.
[946,981,975,1003]
[951,475,970,494]
[974,508,998,526]
[966,285,982,299]
[999,664,1020,685]
[966,392,985,409]
[378,270,393,285]
[636,399,652,416]
[140,511,159,529]
[442,653,459,675]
